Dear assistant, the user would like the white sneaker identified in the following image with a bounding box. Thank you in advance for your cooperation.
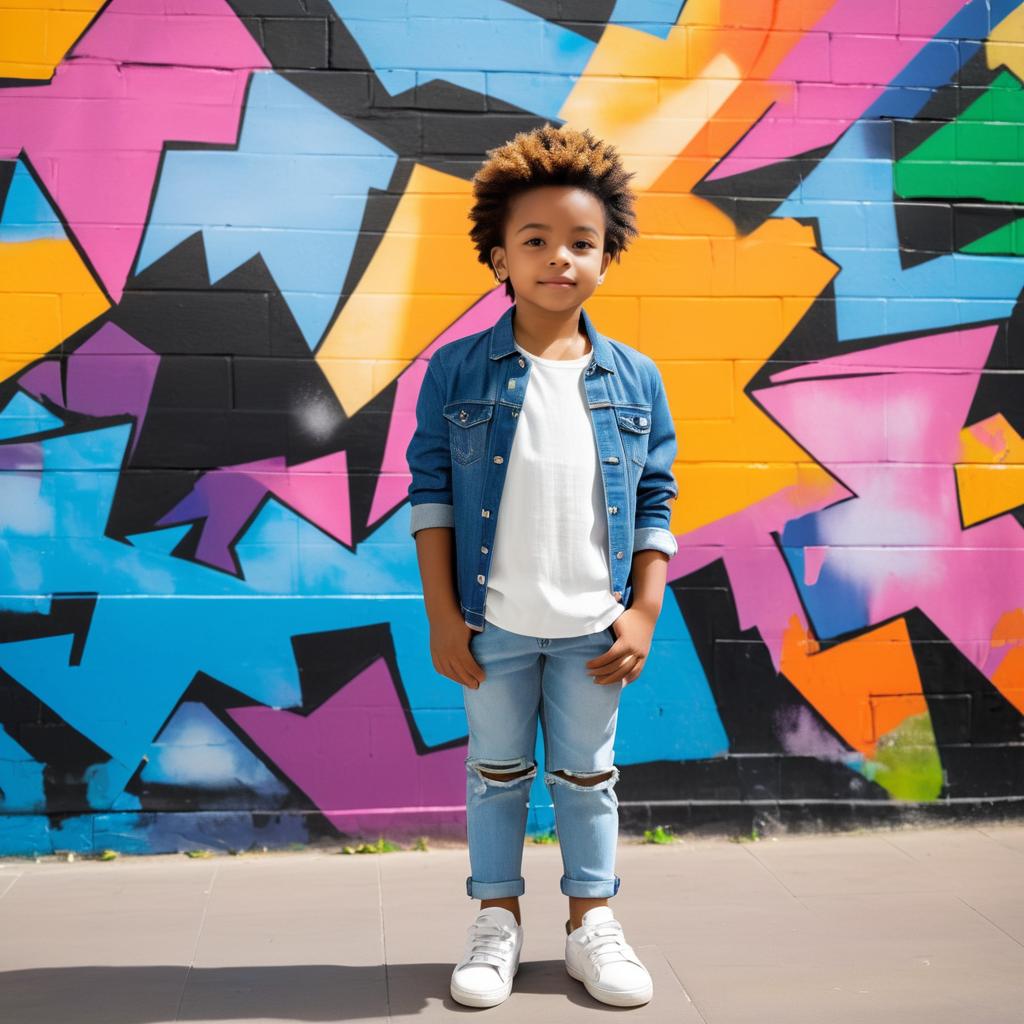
[565,906,653,1007]
[450,906,524,1008]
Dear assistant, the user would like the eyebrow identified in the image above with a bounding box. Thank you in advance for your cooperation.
[515,222,599,237]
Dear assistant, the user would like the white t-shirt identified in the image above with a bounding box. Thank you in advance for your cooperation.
[483,341,624,638]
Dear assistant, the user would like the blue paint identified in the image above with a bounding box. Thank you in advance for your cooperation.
[136,71,397,352]
[609,0,687,40]
[0,159,64,243]
[775,122,1024,342]
[0,392,64,440]
[329,0,595,115]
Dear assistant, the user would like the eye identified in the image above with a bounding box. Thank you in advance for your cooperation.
[524,238,595,248]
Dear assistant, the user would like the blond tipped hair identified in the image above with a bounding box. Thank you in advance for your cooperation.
[468,123,639,299]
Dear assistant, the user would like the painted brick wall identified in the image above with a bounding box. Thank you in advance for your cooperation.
[0,0,1022,855]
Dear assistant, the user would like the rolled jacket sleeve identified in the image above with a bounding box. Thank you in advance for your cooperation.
[406,355,455,536]
[632,362,679,559]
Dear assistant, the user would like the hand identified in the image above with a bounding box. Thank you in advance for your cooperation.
[429,609,487,689]
[585,606,657,686]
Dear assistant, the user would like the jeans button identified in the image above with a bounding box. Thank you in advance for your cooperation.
[480,545,488,554]
[615,551,624,559]
[518,357,525,367]
[493,455,503,463]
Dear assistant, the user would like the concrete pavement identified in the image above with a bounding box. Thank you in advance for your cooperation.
[1,822,1022,1022]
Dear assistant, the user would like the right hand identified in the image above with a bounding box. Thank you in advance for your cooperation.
[429,610,487,689]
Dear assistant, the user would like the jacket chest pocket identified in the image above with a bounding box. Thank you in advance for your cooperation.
[444,401,494,466]
[615,409,651,468]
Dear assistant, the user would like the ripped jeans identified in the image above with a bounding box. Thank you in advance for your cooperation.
[462,619,624,900]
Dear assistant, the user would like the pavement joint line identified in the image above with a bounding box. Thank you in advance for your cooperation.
[952,893,1024,951]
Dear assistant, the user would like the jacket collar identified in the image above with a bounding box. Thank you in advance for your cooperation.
[488,303,616,373]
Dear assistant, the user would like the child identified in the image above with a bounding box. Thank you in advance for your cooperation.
[406,123,678,1009]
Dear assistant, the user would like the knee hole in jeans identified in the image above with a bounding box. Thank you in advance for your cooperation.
[466,756,537,795]
[544,765,620,791]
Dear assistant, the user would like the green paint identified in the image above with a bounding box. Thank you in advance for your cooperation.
[861,712,943,801]
[894,68,1024,255]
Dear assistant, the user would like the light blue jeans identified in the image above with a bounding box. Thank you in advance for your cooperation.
[462,619,624,900]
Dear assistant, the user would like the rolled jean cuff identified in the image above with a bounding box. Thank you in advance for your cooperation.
[466,875,526,899]
[560,874,621,898]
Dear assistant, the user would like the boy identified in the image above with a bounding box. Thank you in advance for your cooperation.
[406,123,678,1008]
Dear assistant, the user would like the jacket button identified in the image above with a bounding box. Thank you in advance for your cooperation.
[512,409,519,417]
[615,551,624,559]
[493,455,503,463]
[481,509,490,518]
[476,574,485,584]
[480,545,488,554]
[639,416,647,426]
[518,357,525,367]
[608,506,618,514]
[613,591,622,600]
[459,409,467,421]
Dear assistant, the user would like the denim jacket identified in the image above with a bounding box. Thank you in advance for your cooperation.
[406,303,678,631]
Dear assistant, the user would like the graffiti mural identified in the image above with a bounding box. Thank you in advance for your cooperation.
[0,0,1022,855]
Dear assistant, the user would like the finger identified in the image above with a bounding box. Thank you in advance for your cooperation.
[593,654,644,686]
[443,657,478,689]
[623,658,645,685]
[592,661,630,685]
[585,638,628,670]
[456,653,485,687]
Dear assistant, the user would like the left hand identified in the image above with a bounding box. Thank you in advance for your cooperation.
[585,606,657,686]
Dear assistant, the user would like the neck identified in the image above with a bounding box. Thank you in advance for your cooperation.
[510,301,591,361]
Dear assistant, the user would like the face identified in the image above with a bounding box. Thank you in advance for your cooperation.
[490,185,612,309]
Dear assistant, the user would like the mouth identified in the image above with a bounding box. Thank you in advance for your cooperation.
[540,280,575,287]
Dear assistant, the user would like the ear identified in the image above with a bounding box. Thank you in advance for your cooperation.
[600,250,612,277]
[490,245,507,278]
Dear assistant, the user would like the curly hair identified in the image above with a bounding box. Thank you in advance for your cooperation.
[468,123,639,300]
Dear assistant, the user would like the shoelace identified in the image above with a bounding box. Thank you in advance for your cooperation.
[464,920,517,968]
[578,920,639,969]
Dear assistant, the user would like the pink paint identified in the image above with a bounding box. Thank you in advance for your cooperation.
[666,475,850,671]
[706,0,969,180]
[752,324,1024,681]
[767,324,998,382]
[775,704,860,763]
[804,546,828,586]
[158,450,352,571]
[0,0,269,300]
[367,288,513,526]
[228,656,467,834]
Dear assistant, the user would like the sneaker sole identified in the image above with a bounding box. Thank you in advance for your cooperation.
[566,961,653,1007]
[450,959,521,1008]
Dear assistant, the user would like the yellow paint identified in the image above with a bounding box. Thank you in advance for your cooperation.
[0,0,103,80]
[986,4,1024,79]
[316,164,494,417]
[0,238,109,380]
[956,413,1024,526]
